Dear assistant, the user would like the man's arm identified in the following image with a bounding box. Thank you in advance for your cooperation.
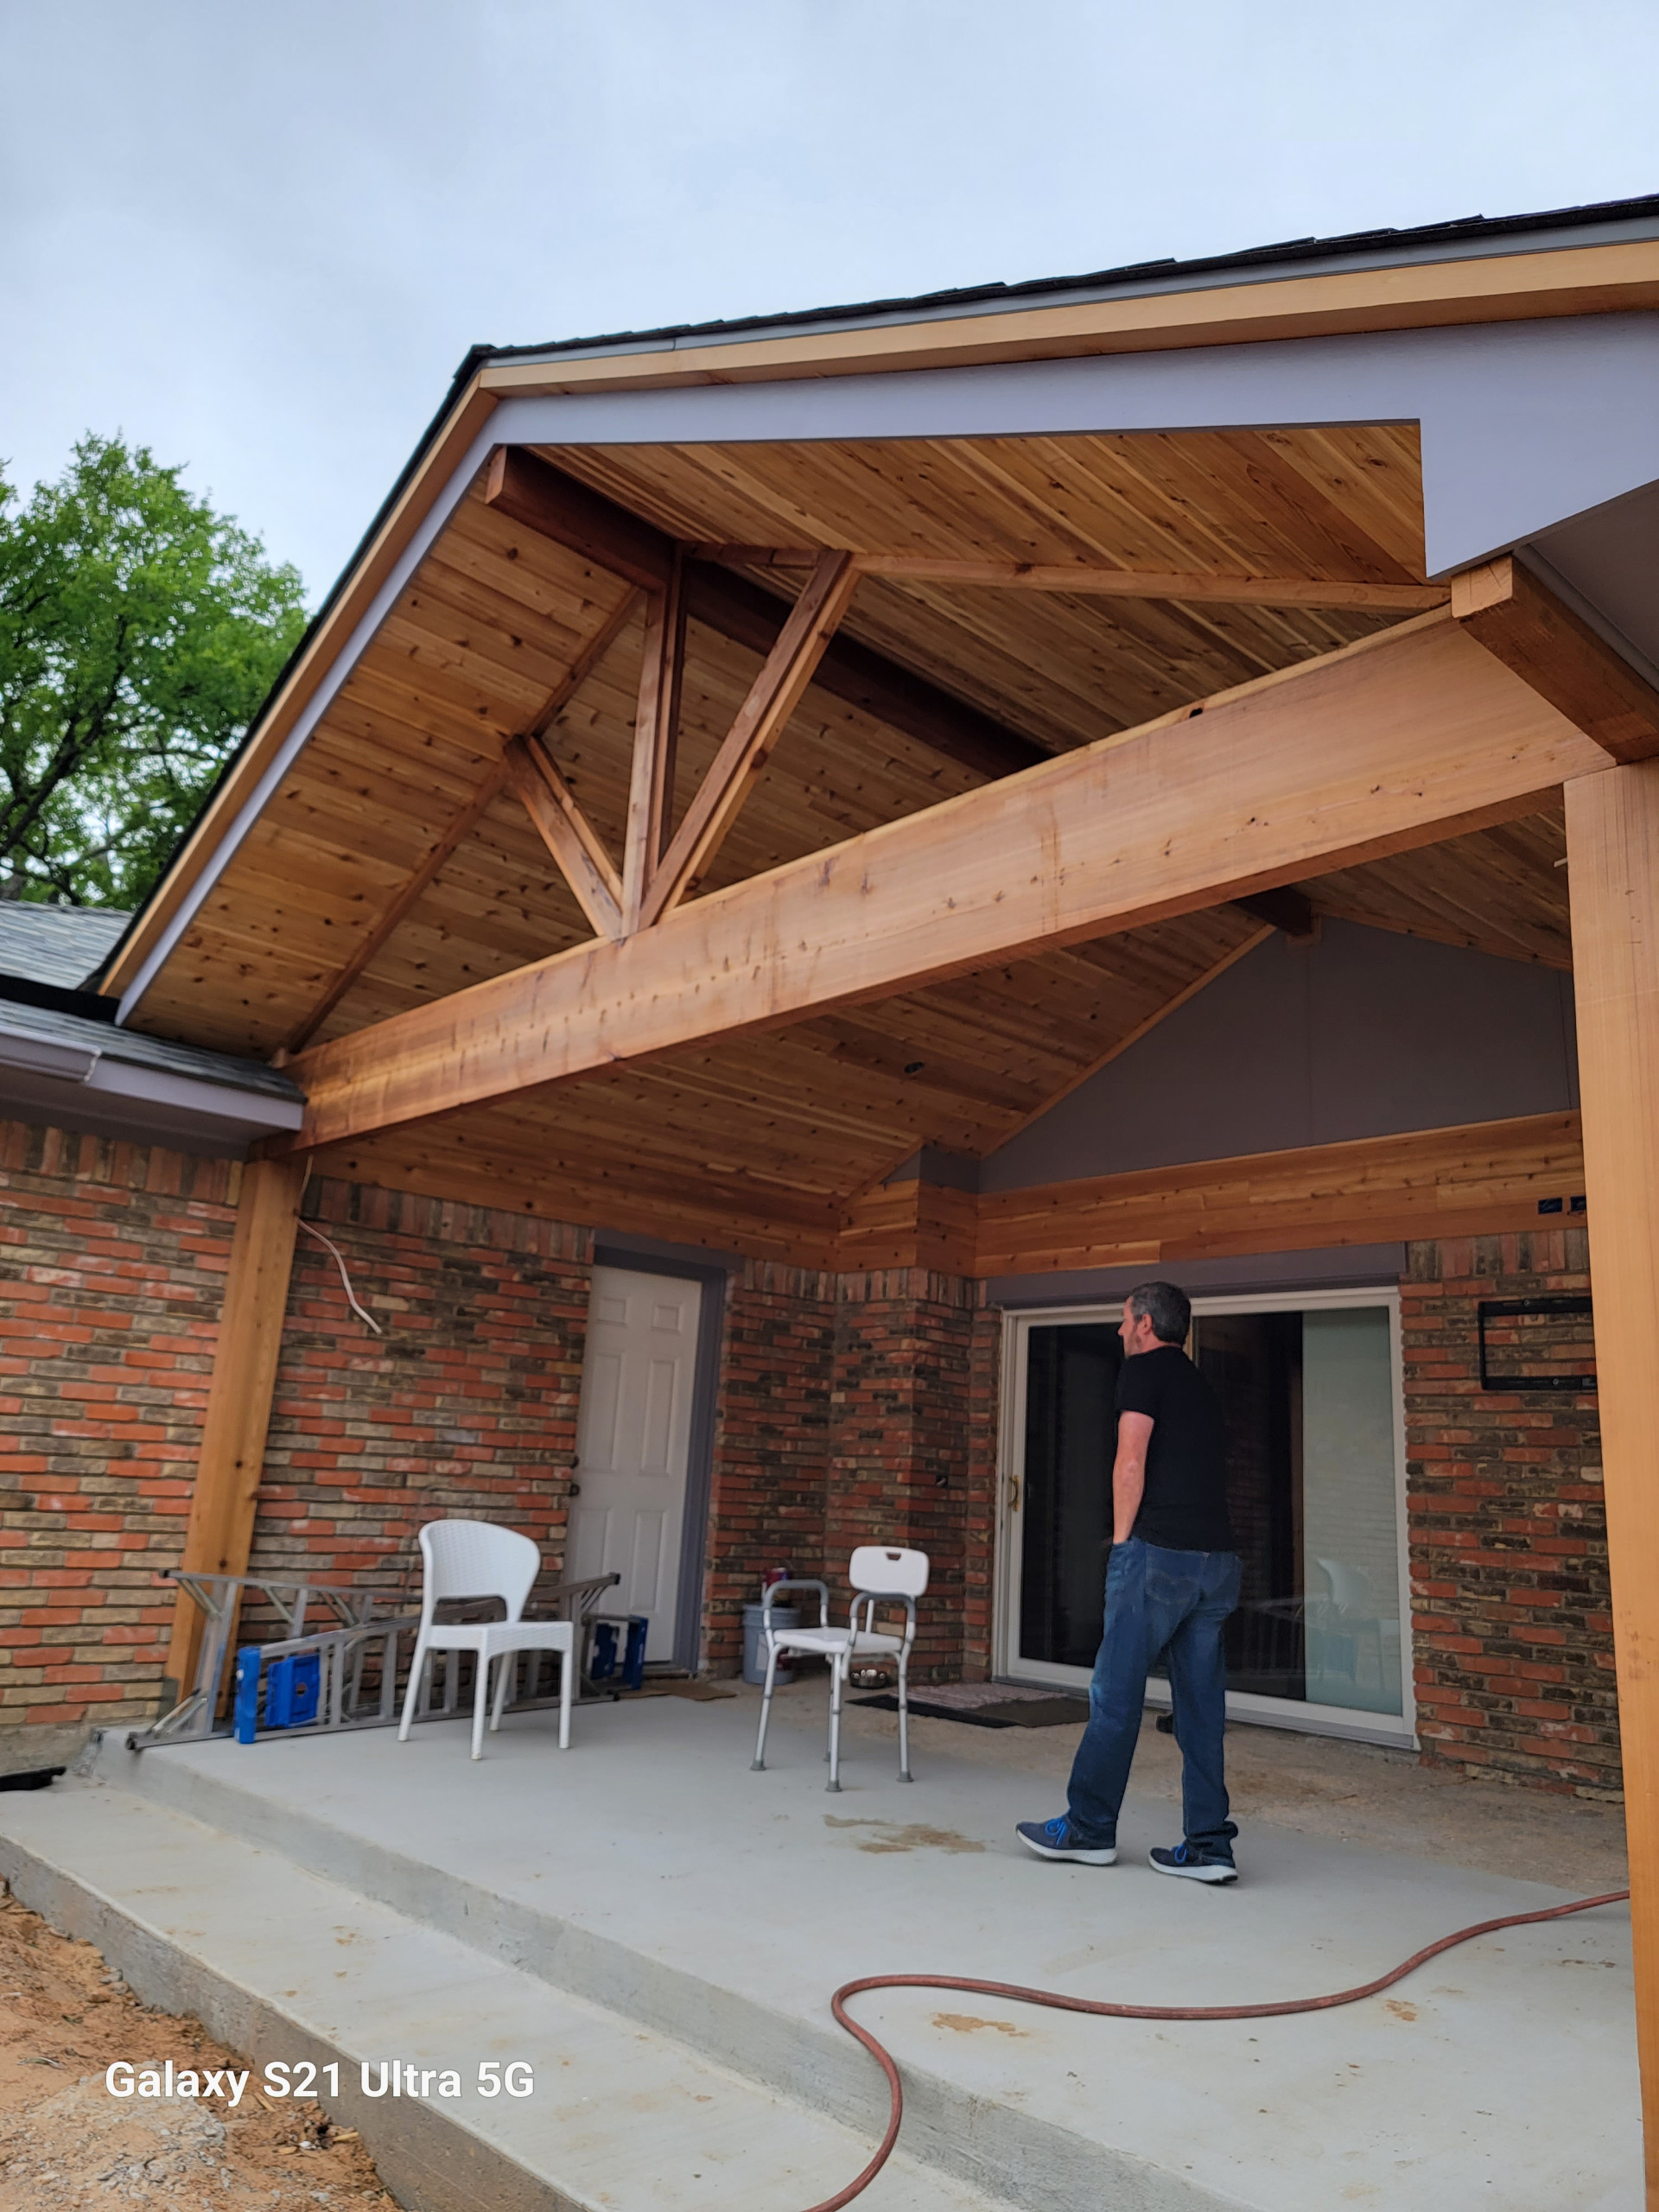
[1113,1411,1154,1544]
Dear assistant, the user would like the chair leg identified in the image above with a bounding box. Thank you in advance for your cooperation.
[897,1650,913,1783]
[397,1634,430,1742]
[471,1650,492,1761]
[751,1645,780,1770]
[827,1653,844,1793]
[557,1640,573,1751]
[490,1648,513,1733]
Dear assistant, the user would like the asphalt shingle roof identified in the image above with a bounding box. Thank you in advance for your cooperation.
[0,906,131,989]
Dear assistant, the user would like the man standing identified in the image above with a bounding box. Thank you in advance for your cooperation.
[1016,1281,1242,1883]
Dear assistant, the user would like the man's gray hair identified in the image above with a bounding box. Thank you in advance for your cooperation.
[1126,1280,1192,1346]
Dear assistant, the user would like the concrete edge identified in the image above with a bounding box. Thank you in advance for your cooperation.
[91,1734,1243,2212]
[0,1819,575,2212]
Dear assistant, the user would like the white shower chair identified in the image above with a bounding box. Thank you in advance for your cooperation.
[397,1519,575,1760]
[750,1545,929,1791]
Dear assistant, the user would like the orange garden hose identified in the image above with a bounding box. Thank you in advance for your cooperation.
[799,1886,1631,2212]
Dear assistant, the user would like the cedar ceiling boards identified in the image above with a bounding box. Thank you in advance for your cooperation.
[126,422,1573,1248]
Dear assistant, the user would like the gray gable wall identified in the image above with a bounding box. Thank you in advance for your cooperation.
[978,918,1579,1196]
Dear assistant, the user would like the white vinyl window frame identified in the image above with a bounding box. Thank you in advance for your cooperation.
[992,1285,1417,1751]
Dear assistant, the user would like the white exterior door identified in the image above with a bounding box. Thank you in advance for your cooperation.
[571,1265,700,1663]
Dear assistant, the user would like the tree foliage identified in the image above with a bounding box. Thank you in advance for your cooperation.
[0,435,308,907]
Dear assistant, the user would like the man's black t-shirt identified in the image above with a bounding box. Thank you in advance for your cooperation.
[1115,1344,1236,1552]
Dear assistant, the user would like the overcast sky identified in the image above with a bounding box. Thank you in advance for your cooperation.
[4,0,1656,599]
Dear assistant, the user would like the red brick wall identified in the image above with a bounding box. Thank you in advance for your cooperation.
[702,1262,998,1682]
[0,1120,591,1730]
[1403,1230,1615,1797]
[0,1122,240,1730]
[702,1262,836,1672]
[251,1178,590,1616]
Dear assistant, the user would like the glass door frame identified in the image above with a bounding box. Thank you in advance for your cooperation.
[992,1285,1417,1749]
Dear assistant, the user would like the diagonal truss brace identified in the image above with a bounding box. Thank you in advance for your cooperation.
[639,550,861,929]
[505,735,625,939]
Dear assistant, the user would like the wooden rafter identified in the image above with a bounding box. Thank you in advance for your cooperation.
[639,550,861,929]
[280,612,1611,1153]
[696,545,1446,610]
[622,550,688,931]
[283,585,641,1053]
[485,446,1046,781]
[1453,555,1659,766]
[505,736,624,939]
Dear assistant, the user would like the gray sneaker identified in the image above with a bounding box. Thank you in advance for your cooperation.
[1016,1816,1116,1866]
[1149,1842,1236,1884]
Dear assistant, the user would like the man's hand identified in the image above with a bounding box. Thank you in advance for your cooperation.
[1112,1410,1154,1545]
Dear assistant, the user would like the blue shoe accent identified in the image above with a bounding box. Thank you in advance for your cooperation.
[1149,1842,1237,1884]
[1016,1816,1116,1866]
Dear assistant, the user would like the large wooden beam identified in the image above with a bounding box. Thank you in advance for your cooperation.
[282,613,1610,1153]
[641,550,861,927]
[504,736,624,939]
[976,1111,1585,1274]
[1453,556,1659,766]
[1563,760,1659,2200]
[697,545,1446,611]
[484,447,1045,781]
[164,1155,308,1697]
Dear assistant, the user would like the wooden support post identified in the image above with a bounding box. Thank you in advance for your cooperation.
[622,550,686,931]
[1563,760,1659,2202]
[163,1154,308,1700]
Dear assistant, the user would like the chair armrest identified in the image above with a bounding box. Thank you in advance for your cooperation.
[852,1592,918,1646]
[764,1579,829,1629]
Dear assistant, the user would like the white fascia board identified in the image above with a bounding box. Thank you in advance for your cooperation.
[82,1058,305,1131]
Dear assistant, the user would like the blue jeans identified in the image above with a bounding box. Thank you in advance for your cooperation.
[1065,1537,1242,1854]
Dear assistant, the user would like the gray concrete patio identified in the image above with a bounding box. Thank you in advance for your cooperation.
[0,1680,1637,2211]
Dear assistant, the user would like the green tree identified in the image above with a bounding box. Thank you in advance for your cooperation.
[0,435,307,907]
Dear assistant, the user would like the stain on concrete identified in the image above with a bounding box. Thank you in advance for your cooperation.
[1383,1999,1418,2021]
[931,2012,1024,2037]
[823,1816,985,1855]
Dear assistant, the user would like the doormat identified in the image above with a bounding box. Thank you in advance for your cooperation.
[855,1688,1088,1730]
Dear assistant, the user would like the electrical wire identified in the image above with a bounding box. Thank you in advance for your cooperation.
[798,1886,1631,2212]
[296,1217,384,1335]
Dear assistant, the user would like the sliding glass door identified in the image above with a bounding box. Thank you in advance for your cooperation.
[999,1290,1411,1743]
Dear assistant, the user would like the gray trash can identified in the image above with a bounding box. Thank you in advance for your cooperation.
[742,1603,798,1687]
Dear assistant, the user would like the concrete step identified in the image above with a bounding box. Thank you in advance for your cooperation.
[0,1776,1016,2212]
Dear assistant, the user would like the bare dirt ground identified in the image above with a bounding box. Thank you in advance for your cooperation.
[0,1876,401,2211]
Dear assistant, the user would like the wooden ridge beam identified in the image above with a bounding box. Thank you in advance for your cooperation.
[1453,555,1659,766]
[505,736,624,938]
[485,446,1046,782]
[641,550,861,927]
[280,612,1611,1153]
[1232,886,1319,939]
[696,544,1446,610]
[976,1110,1586,1274]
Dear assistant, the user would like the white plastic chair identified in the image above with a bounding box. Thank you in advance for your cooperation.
[750,1546,929,1791]
[397,1520,575,1760]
